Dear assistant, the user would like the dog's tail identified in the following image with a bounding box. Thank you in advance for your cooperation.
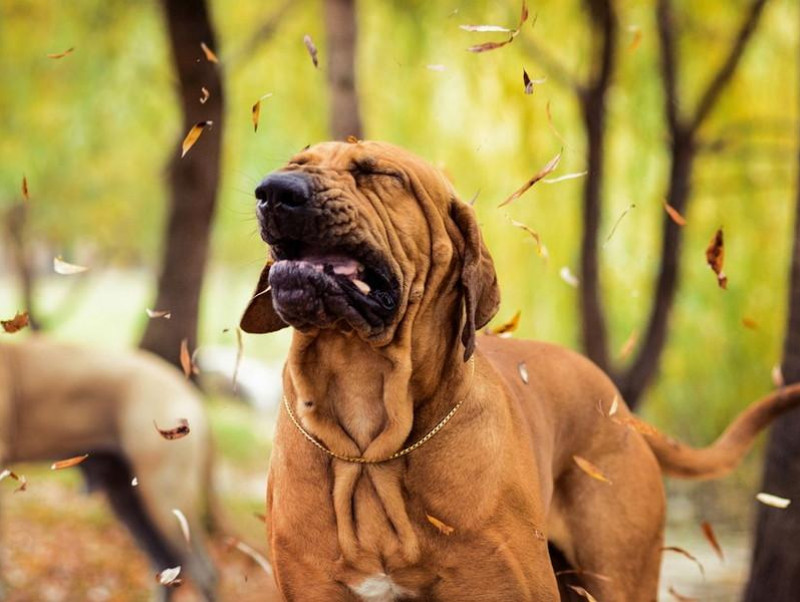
[639,382,800,480]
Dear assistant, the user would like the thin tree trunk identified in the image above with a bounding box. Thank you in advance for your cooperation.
[744,14,800,597]
[4,203,40,330]
[324,0,363,139]
[140,0,224,368]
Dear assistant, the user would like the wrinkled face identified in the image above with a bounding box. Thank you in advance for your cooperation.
[253,141,442,339]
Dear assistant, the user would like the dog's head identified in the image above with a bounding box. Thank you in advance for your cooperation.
[241,141,499,360]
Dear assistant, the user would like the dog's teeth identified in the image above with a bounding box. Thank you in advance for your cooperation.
[353,279,371,294]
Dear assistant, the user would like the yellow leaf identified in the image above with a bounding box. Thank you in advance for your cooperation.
[498,151,561,207]
[568,585,598,602]
[181,121,213,158]
[51,454,89,470]
[573,455,612,484]
[200,42,219,63]
[47,47,75,59]
[663,201,686,226]
[426,514,455,535]
[489,310,521,336]
[251,93,273,133]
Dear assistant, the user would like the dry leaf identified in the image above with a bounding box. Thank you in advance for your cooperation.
[346,135,360,144]
[303,34,319,67]
[179,338,199,378]
[705,228,727,289]
[226,537,274,577]
[628,26,643,52]
[608,395,619,417]
[489,311,521,336]
[546,101,566,146]
[611,414,664,439]
[251,93,273,133]
[21,176,29,201]
[510,219,548,258]
[465,1,529,53]
[498,151,561,207]
[664,202,686,226]
[154,418,191,441]
[253,512,267,523]
[518,361,529,384]
[560,266,579,288]
[742,317,758,330]
[667,586,699,601]
[1,469,27,493]
[146,309,171,319]
[618,330,638,360]
[233,327,244,393]
[662,546,705,578]
[2,311,29,334]
[181,121,213,158]
[54,256,88,275]
[604,204,636,245]
[756,492,791,509]
[172,508,191,543]
[573,455,612,484]
[14,474,27,493]
[157,566,183,587]
[772,364,785,388]
[522,70,545,94]
[199,87,210,104]
[200,42,219,64]
[51,454,89,470]
[542,171,587,184]
[47,47,75,59]
[567,585,598,602]
[700,521,724,561]
[460,24,514,33]
[426,514,455,535]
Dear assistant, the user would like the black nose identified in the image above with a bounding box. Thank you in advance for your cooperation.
[255,172,311,211]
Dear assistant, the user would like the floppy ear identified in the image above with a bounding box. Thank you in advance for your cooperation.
[240,261,288,334]
[450,200,500,361]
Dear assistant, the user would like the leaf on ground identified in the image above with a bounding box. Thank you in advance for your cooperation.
[181,121,213,158]
[518,361,529,384]
[199,87,210,104]
[560,266,579,287]
[154,418,190,441]
[756,492,791,509]
[664,202,686,226]
[573,455,612,484]
[568,585,598,602]
[225,537,274,577]
[667,586,699,601]
[157,566,183,587]
[498,150,561,207]
[146,309,171,319]
[21,176,29,201]
[742,317,758,330]
[700,521,724,561]
[2,311,29,334]
[47,47,75,59]
[510,219,548,258]
[200,42,219,64]
[426,514,455,535]
[488,311,521,336]
[172,508,191,543]
[54,256,88,275]
[662,546,705,578]
[51,454,89,471]
[618,330,638,360]
[705,228,727,289]
[303,34,319,67]
[251,93,273,133]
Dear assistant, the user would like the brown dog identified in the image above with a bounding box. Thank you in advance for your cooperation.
[241,140,800,601]
[0,337,217,601]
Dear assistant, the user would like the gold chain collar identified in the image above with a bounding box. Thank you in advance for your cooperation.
[282,356,476,464]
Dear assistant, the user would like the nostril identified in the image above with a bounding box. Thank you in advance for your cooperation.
[255,184,269,206]
[255,173,311,211]
[281,191,305,208]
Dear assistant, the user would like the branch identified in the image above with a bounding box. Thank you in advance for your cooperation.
[689,0,770,132]
[225,0,294,70]
[656,0,681,135]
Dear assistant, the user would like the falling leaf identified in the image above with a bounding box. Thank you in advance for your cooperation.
[628,25,643,52]
[47,47,75,59]
[604,204,636,245]
[608,394,619,417]
[131,477,139,487]
[250,93,274,133]
[157,566,183,587]
[2,311,29,334]
[179,338,199,378]
[518,361,529,384]
[51,454,89,470]
[573,455,612,484]
[468,39,515,53]
[664,202,686,226]
[705,228,727,289]
[667,586,699,601]
[253,512,267,523]
[700,521,724,561]
[181,121,213,158]
[464,1,528,53]
[488,311,521,336]
[53,256,88,275]
[1,469,27,493]
[146,309,172,319]
[346,135,360,144]
[498,151,561,207]
[756,492,791,509]
[200,42,219,64]
[560,266,579,287]
[772,364,785,388]
[303,34,319,67]
[568,585,598,602]
[618,330,638,360]
[546,100,566,146]
[510,219,548,258]
[662,546,705,578]
[199,87,210,104]
[154,418,191,441]
[460,24,515,33]
[172,508,191,543]
[426,514,455,535]
[742,317,758,330]
[542,171,587,184]
[233,327,244,393]
[426,64,447,71]
[612,414,665,439]
[522,69,545,95]
[21,176,29,201]
[225,537,274,576]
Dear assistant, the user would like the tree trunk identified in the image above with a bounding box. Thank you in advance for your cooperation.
[324,0,363,139]
[744,19,800,598]
[4,203,40,330]
[140,0,224,368]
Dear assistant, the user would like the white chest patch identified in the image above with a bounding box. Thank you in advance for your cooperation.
[351,573,415,601]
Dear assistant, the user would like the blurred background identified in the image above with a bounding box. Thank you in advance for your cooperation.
[1,0,798,599]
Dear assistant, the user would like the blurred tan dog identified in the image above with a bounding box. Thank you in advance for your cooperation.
[242,140,800,601]
[0,337,217,601]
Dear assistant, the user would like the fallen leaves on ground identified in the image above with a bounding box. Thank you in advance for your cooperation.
[303,34,319,67]
[573,455,612,484]
[154,418,190,441]
[181,121,213,158]
[662,546,705,578]
[426,514,455,535]
[251,93,273,133]
[756,492,791,509]
[53,256,88,275]
[200,42,219,64]
[464,1,529,53]
[498,150,561,207]
[47,47,75,59]
[51,454,89,471]
[700,521,724,561]
[2,311,29,334]
[488,311,521,336]
[705,228,727,289]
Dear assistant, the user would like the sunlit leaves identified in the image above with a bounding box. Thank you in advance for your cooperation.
[510,219,548,258]
[0,469,28,493]
[226,537,274,577]
[488,310,521,336]
[181,121,213,158]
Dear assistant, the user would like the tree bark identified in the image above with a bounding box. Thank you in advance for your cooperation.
[744,12,800,598]
[140,0,224,368]
[324,0,363,140]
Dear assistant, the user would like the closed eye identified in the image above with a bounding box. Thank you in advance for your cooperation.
[350,160,404,183]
